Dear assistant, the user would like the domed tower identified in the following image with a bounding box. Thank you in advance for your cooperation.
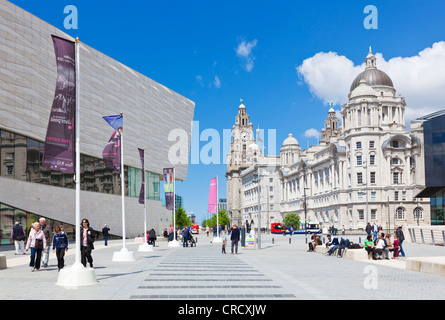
[342,47,406,133]
[321,107,341,144]
[280,134,301,166]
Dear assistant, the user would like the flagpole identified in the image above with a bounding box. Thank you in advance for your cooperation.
[138,148,153,252]
[56,37,97,287]
[112,112,135,261]
[213,175,222,243]
[168,167,180,247]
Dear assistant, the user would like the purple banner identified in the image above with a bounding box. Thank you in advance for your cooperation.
[102,130,121,172]
[42,35,76,173]
[138,148,145,204]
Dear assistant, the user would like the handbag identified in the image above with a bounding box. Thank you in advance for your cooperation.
[34,238,44,250]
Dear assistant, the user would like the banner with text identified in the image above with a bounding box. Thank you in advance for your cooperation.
[42,35,76,173]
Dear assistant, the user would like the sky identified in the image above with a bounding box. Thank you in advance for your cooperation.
[10,0,445,224]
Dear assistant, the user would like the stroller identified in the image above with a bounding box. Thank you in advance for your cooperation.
[189,234,196,247]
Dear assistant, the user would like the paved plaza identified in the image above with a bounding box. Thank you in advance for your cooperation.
[1,233,445,301]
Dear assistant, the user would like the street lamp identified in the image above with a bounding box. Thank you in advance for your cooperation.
[362,160,369,224]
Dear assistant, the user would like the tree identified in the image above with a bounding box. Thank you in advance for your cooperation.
[201,210,230,228]
[283,213,300,230]
[175,206,191,227]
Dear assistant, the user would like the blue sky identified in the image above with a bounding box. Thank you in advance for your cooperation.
[11,0,445,224]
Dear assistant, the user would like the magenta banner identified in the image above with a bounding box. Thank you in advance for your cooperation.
[208,177,217,213]
[42,35,76,173]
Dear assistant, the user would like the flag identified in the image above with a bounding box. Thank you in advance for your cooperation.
[42,35,76,173]
[163,168,174,210]
[138,148,145,204]
[208,177,217,213]
[102,114,123,172]
[103,114,123,132]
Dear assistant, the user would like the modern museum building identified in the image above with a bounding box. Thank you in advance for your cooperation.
[0,0,195,244]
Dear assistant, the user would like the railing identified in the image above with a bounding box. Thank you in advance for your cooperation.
[408,227,445,246]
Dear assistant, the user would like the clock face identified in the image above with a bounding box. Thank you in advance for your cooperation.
[241,131,250,142]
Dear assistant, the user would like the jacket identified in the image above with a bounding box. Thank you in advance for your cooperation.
[26,229,46,250]
[80,227,95,250]
[231,227,240,241]
[396,227,405,242]
[52,232,69,250]
[41,224,52,246]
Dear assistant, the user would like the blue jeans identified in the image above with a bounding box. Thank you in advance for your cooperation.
[399,240,405,256]
[327,245,339,255]
[29,248,42,269]
[104,235,108,246]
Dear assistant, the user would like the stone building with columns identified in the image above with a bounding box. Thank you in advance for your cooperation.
[279,49,429,231]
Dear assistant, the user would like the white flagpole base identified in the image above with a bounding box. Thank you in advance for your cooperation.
[138,242,154,252]
[168,239,181,247]
[55,262,97,287]
[112,247,135,261]
[213,236,222,243]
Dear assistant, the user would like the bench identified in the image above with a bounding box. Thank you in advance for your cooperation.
[314,245,369,260]
[0,254,6,270]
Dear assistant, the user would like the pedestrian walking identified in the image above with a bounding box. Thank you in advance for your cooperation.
[395,225,405,257]
[39,218,52,268]
[168,224,174,241]
[11,221,26,255]
[222,239,226,254]
[80,219,95,268]
[230,224,240,254]
[52,225,69,271]
[182,227,189,247]
[25,222,46,272]
[102,224,110,246]
[372,222,379,241]
[365,222,372,237]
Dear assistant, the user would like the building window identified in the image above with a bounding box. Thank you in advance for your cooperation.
[393,172,400,184]
[414,207,423,220]
[402,191,406,201]
[370,172,376,184]
[357,172,363,184]
[371,191,376,201]
[392,140,399,148]
[369,141,375,148]
[356,141,362,149]
[392,158,399,164]
[357,155,362,166]
[395,191,399,201]
[396,207,405,220]
[358,209,364,220]
[358,192,363,201]
[370,154,375,165]
[371,209,377,220]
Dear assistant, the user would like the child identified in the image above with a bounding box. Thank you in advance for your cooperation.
[222,239,226,254]
[392,234,399,259]
[52,225,69,271]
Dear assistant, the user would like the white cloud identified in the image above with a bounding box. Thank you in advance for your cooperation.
[236,39,258,72]
[303,128,320,139]
[213,75,221,88]
[296,42,445,123]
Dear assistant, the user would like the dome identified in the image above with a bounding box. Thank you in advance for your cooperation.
[350,68,394,92]
[350,47,394,92]
[349,79,377,99]
[282,134,299,147]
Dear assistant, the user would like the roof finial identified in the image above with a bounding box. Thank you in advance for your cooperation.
[369,46,372,54]
[240,98,244,104]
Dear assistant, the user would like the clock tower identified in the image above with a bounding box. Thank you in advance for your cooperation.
[226,99,256,226]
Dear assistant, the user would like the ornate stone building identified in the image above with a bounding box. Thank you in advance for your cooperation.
[226,49,430,231]
[279,48,429,231]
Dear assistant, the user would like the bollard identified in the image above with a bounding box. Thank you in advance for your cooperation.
[272,238,274,244]
[289,238,291,244]
[359,237,361,244]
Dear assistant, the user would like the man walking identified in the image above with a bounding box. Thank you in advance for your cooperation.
[395,225,406,257]
[102,224,110,246]
[39,218,51,268]
[11,221,26,255]
[230,224,240,254]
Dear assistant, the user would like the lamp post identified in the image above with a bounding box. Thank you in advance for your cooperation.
[363,160,369,224]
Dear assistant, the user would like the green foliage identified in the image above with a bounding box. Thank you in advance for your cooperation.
[175,206,191,227]
[283,212,300,230]
[202,209,230,228]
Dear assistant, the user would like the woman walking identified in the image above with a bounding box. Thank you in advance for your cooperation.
[80,219,95,268]
[25,222,46,271]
